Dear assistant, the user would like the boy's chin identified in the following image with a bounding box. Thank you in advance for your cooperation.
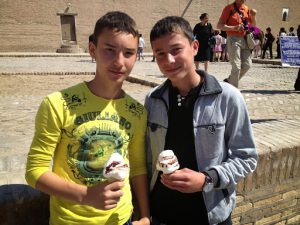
[164,70,186,81]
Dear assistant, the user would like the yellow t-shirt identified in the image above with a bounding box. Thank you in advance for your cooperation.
[26,82,147,225]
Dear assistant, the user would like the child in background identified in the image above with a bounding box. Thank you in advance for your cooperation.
[138,33,146,60]
[213,30,222,62]
[220,30,228,62]
[253,35,261,58]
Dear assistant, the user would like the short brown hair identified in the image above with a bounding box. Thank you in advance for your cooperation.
[93,11,139,46]
[150,16,194,43]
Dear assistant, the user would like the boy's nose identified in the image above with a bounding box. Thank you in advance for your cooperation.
[166,53,175,63]
[114,52,125,66]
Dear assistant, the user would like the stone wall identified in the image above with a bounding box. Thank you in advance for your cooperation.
[0,0,299,52]
[232,120,300,225]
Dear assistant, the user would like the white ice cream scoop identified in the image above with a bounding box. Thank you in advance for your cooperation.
[156,150,180,174]
[103,152,129,180]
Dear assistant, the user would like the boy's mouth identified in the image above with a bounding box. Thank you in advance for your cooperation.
[165,65,181,73]
[109,69,126,76]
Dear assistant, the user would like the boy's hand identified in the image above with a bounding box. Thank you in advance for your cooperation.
[82,180,124,210]
[160,168,206,193]
[132,217,151,225]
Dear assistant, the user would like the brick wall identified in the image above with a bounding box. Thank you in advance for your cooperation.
[232,120,300,225]
[0,0,299,52]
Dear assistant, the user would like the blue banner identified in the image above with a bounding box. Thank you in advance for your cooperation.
[280,36,300,67]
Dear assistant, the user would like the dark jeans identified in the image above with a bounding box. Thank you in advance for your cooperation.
[151,214,232,225]
[262,43,273,59]
[123,217,133,225]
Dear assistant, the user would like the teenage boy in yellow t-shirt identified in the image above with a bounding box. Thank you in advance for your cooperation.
[26,11,150,225]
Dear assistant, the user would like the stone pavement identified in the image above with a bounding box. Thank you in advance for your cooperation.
[0,53,299,185]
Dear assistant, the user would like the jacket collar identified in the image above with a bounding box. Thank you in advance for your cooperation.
[150,70,222,99]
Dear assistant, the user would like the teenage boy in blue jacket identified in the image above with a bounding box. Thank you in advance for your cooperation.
[145,16,257,225]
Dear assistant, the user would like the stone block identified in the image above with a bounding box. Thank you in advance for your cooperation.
[8,173,26,185]
[236,195,245,205]
[282,190,298,200]
[0,184,49,225]
[232,202,253,216]
[0,157,9,172]
[286,215,300,224]
[10,154,27,172]
[254,195,282,208]
[254,213,282,225]
[0,174,8,185]
[271,199,297,212]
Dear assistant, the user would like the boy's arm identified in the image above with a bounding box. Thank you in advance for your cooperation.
[211,88,258,189]
[26,97,124,210]
[36,171,124,210]
[131,174,150,225]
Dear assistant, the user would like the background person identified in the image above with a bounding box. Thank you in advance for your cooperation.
[261,27,275,59]
[252,35,261,58]
[146,16,257,225]
[213,30,223,62]
[275,27,287,59]
[138,33,146,60]
[288,27,295,36]
[220,30,229,61]
[294,25,300,91]
[193,13,213,71]
[26,11,150,225]
[217,0,257,88]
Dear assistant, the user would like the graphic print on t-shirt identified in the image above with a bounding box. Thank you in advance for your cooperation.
[66,111,133,185]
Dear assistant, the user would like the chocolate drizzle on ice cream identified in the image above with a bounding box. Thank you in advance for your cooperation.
[156,150,180,174]
[103,153,129,180]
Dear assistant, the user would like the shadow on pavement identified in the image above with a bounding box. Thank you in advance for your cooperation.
[241,90,300,95]
[251,119,279,124]
[76,59,95,63]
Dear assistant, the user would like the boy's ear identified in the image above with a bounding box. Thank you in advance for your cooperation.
[192,39,199,56]
[89,42,96,59]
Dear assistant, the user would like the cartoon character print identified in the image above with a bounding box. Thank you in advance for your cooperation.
[67,122,130,185]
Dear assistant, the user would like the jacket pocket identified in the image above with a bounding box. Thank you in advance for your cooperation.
[195,123,225,159]
[147,122,167,148]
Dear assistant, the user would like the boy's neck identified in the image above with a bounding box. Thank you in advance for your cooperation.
[87,78,124,100]
[171,71,202,96]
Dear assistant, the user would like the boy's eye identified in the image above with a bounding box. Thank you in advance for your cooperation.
[171,47,182,55]
[155,52,165,58]
[124,51,135,57]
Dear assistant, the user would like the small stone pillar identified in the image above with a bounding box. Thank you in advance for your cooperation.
[56,3,84,53]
